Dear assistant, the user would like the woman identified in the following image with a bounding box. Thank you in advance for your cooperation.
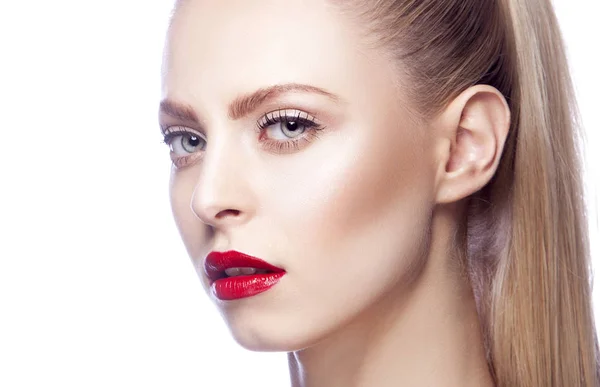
[159,0,599,385]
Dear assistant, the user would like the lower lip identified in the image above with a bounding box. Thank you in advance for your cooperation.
[211,272,286,301]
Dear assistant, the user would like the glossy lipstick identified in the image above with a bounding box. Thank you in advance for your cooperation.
[205,250,285,301]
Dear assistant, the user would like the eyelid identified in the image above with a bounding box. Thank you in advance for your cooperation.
[162,125,206,144]
[256,108,321,130]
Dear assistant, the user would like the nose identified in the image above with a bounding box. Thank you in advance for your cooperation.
[190,140,255,228]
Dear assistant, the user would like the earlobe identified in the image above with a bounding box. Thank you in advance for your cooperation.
[434,85,510,204]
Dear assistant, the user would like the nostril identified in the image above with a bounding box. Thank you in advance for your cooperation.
[215,209,241,219]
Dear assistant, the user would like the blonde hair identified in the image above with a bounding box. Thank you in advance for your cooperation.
[335,0,599,385]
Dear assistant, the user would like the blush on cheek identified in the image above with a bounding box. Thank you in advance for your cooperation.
[311,135,432,244]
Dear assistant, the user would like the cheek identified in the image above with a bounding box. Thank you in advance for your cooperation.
[269,119,434,254]
[322,142,429,240]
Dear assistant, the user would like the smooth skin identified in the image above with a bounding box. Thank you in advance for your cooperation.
[161,0,509,386]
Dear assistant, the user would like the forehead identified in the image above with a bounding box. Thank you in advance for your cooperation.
[162,0,377,102]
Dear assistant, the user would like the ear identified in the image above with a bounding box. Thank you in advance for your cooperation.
[433,85,510,204]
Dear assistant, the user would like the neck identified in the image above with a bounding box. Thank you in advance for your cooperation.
[287,210,495,387]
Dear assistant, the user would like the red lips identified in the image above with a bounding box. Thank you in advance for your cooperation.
[204,250,286,300]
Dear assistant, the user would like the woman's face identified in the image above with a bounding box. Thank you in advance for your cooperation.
[162,0,438,351]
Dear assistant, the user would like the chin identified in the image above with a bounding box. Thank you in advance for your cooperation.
[221,311,330,353]
[225,322,311,352]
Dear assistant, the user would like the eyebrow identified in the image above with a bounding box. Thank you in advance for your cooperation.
[159,83,340,125]
[159,99,201,125]
[228,83,340,120]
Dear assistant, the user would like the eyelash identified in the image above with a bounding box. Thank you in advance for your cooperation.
[256,109,325,153]
[161,109,325,167]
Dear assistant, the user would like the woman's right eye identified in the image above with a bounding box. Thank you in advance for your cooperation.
[162,126,207,157]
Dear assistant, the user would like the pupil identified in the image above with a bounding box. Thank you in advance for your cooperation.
[286,121,298,131]
[188,135,200,146]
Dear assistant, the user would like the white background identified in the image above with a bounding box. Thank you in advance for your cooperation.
[0,1,598,386]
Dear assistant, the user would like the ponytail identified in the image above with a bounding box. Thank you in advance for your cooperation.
[479,0,600,385]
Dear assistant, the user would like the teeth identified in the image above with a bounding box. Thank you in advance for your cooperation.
[224,267,257,277]
[224,267,269,277]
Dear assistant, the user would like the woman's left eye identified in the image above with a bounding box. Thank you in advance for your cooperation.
[257,109,321,140]
[265,118,307,139]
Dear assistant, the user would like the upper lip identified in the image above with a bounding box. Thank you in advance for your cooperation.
[204,250,285,281]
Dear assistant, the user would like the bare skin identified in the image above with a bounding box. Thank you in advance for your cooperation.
[161,0,509,386]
